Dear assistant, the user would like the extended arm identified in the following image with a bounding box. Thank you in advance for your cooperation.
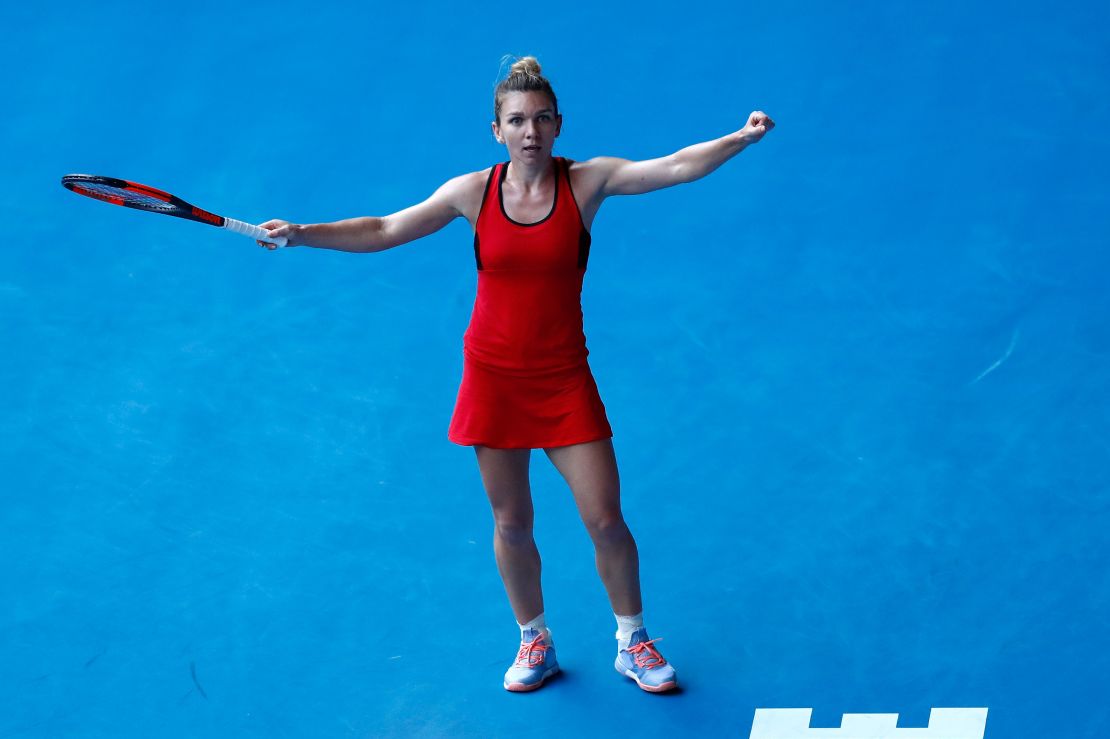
[258,171,483,252]
[587,110,775,198]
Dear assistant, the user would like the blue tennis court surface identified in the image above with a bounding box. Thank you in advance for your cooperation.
[4,1,1108,736]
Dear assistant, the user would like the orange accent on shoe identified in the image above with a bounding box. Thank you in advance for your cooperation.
[636,678,676,693]
[513,633,550,668]
[505,676,549,692]
[627,637,667,669]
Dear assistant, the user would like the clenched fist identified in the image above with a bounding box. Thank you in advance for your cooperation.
[740,111,775,144]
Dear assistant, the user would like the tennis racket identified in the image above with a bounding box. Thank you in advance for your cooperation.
[61,174,287,247]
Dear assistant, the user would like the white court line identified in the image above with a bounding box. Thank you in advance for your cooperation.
[749,707,989,739]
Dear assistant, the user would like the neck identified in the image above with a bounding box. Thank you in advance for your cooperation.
[506,156,555,188]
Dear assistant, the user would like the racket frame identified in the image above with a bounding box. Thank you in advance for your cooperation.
[61,174,285,246]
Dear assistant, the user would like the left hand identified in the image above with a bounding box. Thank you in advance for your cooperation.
[740,111,775,144]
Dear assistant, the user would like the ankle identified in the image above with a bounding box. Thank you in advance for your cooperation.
[614,610,644,649]
[519,612,553,645]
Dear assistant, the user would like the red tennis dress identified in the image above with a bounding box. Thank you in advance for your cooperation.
[448,157,613,449]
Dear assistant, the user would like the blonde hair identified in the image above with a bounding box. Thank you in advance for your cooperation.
[493,55,558,123]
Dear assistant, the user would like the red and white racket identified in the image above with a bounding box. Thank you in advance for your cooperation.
[61,174,286,247]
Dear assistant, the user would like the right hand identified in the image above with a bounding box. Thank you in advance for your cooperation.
[739,110,775,145]
[257,219,303,249]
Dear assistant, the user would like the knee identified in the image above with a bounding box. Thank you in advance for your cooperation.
[494,517,534,547]
[585,514,630,546]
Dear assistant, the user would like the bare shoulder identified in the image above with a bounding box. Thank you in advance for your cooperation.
[441,168,491,195]
[438,167,494,225]
[568,156,622,182]
[567,157,622,204]
[565,157,629,231]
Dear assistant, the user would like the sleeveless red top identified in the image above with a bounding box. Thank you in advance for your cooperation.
[448,157,612,448]
[463,156,592,374]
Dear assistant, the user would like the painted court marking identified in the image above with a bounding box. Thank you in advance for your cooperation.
[749,707,988,739]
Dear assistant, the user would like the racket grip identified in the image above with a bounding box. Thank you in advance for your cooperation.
[224,217,288,247]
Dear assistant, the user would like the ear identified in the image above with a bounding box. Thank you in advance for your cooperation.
[491,120,504,144]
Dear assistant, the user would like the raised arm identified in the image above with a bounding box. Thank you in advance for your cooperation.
[257,170,486,252]
[581,111,775,200]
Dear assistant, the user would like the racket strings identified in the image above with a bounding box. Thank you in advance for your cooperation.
[74,182,177,211]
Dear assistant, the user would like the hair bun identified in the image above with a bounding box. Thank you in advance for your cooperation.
[493,55,558,123]
[509,56,542,77]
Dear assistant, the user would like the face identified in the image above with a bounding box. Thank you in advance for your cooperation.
[492,90,562,163]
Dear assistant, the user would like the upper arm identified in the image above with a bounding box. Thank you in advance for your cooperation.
[379,170,486,248]
[581,155,686,198]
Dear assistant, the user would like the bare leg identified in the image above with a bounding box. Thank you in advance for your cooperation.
[544,438,643,616]
[474,445,544,624]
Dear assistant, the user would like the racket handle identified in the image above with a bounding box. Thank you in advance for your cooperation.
[224,217,288,247]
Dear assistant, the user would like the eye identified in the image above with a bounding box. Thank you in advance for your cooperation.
[538,114,551,122]
[509,117,522,125]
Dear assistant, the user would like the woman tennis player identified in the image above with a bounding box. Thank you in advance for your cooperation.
[258,57,774,693]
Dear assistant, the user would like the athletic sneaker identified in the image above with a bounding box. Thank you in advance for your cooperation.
[615,627,677,692]
[504,628,559,692]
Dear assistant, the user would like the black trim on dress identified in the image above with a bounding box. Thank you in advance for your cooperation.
[472,164,498,270]
[578,227,592,269]
[560,158,592,269]
[498,159,559,227]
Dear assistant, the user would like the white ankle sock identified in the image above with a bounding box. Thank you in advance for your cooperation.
[519,612,552,644]
[615,611,644,649]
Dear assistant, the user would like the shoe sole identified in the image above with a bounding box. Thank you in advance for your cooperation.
[504,665,560,692]
[614,658,677,693]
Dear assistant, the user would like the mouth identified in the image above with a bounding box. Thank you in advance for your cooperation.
[523,145,541,152]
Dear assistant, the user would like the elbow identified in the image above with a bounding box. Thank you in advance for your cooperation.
[368,216,392,252]
[670,153,696,185]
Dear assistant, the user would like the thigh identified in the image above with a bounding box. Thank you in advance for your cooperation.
[543,438,622,523]
[475,445,534,521]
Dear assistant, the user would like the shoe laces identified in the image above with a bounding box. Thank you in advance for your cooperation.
[627,637,667,669]
[513,633,550,668]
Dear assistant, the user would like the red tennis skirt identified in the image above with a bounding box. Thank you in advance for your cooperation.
[448,356,613,449]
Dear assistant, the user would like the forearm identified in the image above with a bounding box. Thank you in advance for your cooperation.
[671,130,752,184]
[297,217,388,253]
